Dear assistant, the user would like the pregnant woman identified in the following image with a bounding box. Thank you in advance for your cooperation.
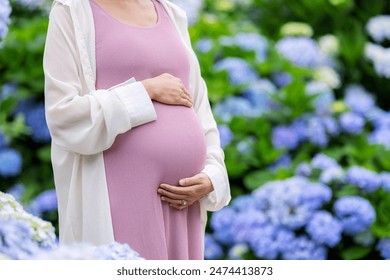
[43,0,230,260]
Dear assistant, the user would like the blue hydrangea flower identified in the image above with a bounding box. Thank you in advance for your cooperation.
[0,148,23,177]
[215,57,258,85]
[195,38,213,53]
[295,162,312,177]
[0,218,41,259]
[25,104,51,143]
[321,116,340,136]
[28,190,58,217]
[0,0,11,40]
[311,153,339,170]
[281,235,327,260]
[172,0,203,25]
[1,83,17,101]
[290,119,308,142]
[231,194,257,212]
[344,85,375,116]
[228,243,249,260]
[369,127,390,149]
[94,241,142,260]
[250,225,295,260]
[217,125,233,148]
[366,15,390,43]
[346,166,381,193]
[269,153,292,172]
[13,98,36,116]
[7,184,25,202]
[210,207,236,245]
[276,37,325,68]
[307,117,328,147]
[319,166,344,184]
[306,211,342,247]
[339,112,365,134]
[0,130,7,148]
[376,238,390,260]
[272,125,300,150]
[232,210,268,243]
[236,139,252,154]
[254,177,331,229]
[243,79,277,115]
[334,196,376,235]
[306,81,335,114]
[15,0,42,10]
[271,72,292,87]
[232,33,268,62]
[204,234,223,260]
[369,110,390,129]
[380,172,390,193]
[213,96,255,122]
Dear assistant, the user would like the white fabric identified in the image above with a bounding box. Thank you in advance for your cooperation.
[43,0,231,245]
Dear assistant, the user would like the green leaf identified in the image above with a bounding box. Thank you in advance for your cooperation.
[340,246,372,260]
[37,146,52,163]
[244,170,274,191]
[372,194,390,238]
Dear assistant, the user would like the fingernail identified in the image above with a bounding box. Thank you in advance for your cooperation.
[179,180,184,185]
[157,188,162,193]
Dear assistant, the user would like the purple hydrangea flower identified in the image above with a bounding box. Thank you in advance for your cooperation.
[339,112,365,134]
[271,72,292,87]
[344,85,375,116]
[306,211,342,247]
[217,125,233,148]
[215,57,258,85]
[346,166,381,193]
[272,125,300,150]
[276,37,325,68]
[282,235,327,260]
[231,194,257,212]
[0,148,23,177]
[233,33,268,62]
[15,0,42,10]
[334,196,376,235]
[28,190,58,217]
[322,116,339,136]
[204,234,223,260]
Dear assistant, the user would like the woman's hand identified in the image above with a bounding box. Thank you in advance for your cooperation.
[142,73,193,107]
[158,173,214,210]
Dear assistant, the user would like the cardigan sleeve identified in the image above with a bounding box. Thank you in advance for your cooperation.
[43,3,157,155]
[170,6,231,211]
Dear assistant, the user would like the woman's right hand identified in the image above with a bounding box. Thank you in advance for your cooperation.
[141,73,193,107]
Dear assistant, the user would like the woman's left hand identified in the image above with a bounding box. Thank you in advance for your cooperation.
[158,173,214,210]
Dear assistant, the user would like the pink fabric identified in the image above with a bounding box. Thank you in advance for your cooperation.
[90,0,206,259]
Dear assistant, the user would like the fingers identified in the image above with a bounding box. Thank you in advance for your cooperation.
[179,174,204,187]
[157,186,187,199]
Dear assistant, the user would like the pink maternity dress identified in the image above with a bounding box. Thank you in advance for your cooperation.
[89,0,207,260]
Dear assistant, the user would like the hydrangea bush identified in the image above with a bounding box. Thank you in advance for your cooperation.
[1,0,390,260]
[0,191,143,260]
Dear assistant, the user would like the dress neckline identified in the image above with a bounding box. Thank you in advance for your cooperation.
[90,0,161,29]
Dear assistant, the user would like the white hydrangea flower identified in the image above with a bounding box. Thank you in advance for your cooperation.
[314,67,341,89]
[319,35,340,56]
[280,22,314,37]
[366,15,390,43]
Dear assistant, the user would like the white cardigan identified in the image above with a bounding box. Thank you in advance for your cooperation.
[43,0,231,245]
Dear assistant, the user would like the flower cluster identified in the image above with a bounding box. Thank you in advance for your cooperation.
[14,0,42,10]
[0,191,142,260]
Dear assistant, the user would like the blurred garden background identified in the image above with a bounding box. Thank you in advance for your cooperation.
[1,0,390,260]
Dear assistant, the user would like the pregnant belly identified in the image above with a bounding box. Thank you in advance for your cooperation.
[103,102,207,185]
